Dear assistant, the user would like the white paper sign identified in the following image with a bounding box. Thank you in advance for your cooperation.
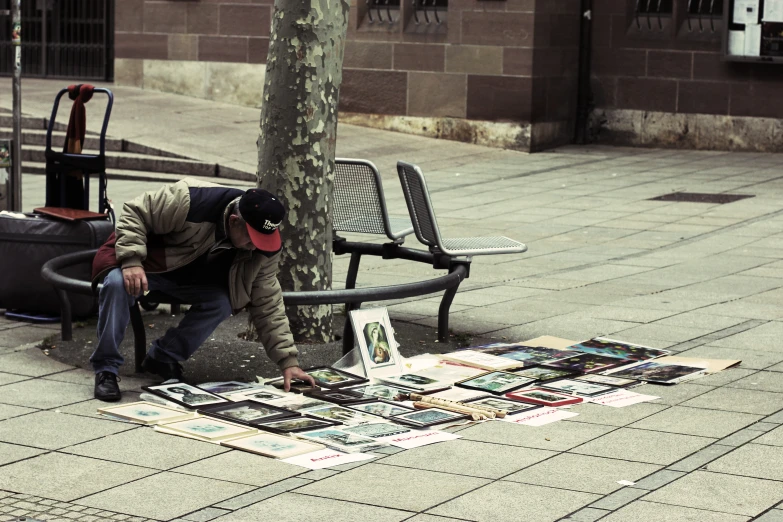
[745,24,762,56]
[764,0,783,22]
[379,430,460,449]
[281,449,375,469]
[587,390,659,408]
[734,0,760,24]
[502,407,579,426]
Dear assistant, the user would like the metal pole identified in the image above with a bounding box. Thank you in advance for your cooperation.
[11,0,22,212]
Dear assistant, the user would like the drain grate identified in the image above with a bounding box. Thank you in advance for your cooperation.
[648,192,755,204]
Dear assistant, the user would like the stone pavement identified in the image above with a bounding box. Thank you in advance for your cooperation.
[1,80,783,520]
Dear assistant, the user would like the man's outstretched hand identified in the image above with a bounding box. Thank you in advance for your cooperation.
[282,366,316,392]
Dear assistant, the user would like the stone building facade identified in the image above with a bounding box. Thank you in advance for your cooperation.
[113,0,783,152]
[114,0,581,152]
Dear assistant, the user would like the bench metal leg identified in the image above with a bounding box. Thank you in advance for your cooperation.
[56,288,73,342]
[437,270,464,343]
[340,252,363,354]
[342,302,360,355]
[129,302,147,373]
[171,304,181,315]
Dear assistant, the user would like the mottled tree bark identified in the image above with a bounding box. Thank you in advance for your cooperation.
[256,0,350,342]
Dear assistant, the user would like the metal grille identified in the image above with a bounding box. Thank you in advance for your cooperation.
[333,160,387,235]
[441,237,525,251]
[397,162,438,246]
[0,0,114,80]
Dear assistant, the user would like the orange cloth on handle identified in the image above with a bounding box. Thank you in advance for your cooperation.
[63,84,95,155]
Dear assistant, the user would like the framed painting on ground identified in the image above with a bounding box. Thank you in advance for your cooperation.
[97,401,195,425]
[222,432,324,459]
[142,383,228,409]
[257,415,341,434]
[198,400,299,427]
[505,388,584,407]
[455,371,536,395]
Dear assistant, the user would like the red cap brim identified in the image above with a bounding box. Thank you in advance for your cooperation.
[246,224,281,252]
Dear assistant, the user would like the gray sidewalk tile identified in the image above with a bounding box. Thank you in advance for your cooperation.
[0,349,75,377]
[631,469,687,490]
[171,450,303,487]
[0,404,37,421]
[694,368,757,387]
[0,372,30,386]
[457,417,614,451]
[753,425,783,446]
[0,327,54,349]
[681,388,783,415]
[727,372,783,393]
[403,516,472,522]
[0,442,45,466]
[75,472,255,520]
[666,444,736,472]
[213,477,311,510]
[0,452,155,502]
[504,453,660,494]
[296,463,489,512]
[571,428,716,465]
[628,406,763,438]
[0,411,134,450]
[182,507,230,521]
[678,346,783,370]
[57,393,143,418]
[755,509,783,521]
[632,383,715,405]
[600,500,749,521]
[706,444,783,481]
[710,322,783,350]
[43,370,157,393]
[0,379,92,409]
[565,402,669,427]
[298,469,340,481]
[63,426,228,470]
[562,507,611,521]
[717,428,765,447]
[645,471,783,517]
[748,422,780,432]
[427,481,599,522]
[376,439,555,479]
[589,487,648,510]
[211,492,411,522]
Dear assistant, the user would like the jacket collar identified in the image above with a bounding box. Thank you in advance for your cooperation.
[213,197,241,251]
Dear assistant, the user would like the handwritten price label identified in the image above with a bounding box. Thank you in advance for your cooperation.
[503,407,579,426]
[380,430,461,449]
[588,390,659,408]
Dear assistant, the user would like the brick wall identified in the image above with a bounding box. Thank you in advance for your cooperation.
[114,0,581,141]
[591,0,783,120]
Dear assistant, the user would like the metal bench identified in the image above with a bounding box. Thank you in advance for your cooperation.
[396,161,528,335]
[334,158,413,242]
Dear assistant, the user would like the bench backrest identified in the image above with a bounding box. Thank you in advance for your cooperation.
[333,158,390,236]
[396,161,442,248]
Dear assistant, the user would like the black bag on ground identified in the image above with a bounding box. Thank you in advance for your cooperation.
[0,214,113,317]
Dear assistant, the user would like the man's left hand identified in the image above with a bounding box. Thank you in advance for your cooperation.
[282,366,316,392]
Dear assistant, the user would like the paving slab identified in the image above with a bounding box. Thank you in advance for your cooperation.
[457,417,614,451]
[0,327,53,348]
[42,369,158,393]
[645,471,783,517]
[427,480,599,522]
[0,379,93,409]
[296,463,489,512]
[376,439,556,479]
[0,372,30,387]
[633,383,715,406]
[403,515,471,522]
[76,472,255,520]
[504,453,660,494]
[628,406,763,438]
[667,444,737,472]
[0,411,134,450]
[677,345,783,370]
[632,469,687,490]
[694,368,759,387]
[64,426,229,470]
[727,371,783,393]
[706,444,783,481]
[0,452,155,502]
[57,393,143,418]
[601,500,750,521]
[681,387,783,415]
[565,402,670,427]
[0,403,37,421]
[571,428,716,465]
[212,492,411,522]
[0,442,45,466]
[0,349,75,377]
[710,322,783,350]
[171,449,304,487]
[754,425,783,446]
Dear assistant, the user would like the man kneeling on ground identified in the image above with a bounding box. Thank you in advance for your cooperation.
[90,178,316,401]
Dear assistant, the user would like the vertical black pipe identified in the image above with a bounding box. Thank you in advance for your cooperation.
[574,0,593,145]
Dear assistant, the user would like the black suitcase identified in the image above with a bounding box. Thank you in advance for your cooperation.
[0,214,113,317]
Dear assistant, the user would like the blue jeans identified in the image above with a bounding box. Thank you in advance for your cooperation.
[90,267,233,374]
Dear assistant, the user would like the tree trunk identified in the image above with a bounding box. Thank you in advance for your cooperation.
[256,0,350,343]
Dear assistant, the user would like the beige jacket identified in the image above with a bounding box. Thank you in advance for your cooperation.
[106,178,298,370]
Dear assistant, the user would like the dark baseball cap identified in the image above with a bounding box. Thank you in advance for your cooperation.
[238,188,285,252]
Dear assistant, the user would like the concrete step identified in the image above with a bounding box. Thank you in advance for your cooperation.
[0,114,70,132]
[22,161,254,186]
[21,145,217,177]
[0,128,191,159]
